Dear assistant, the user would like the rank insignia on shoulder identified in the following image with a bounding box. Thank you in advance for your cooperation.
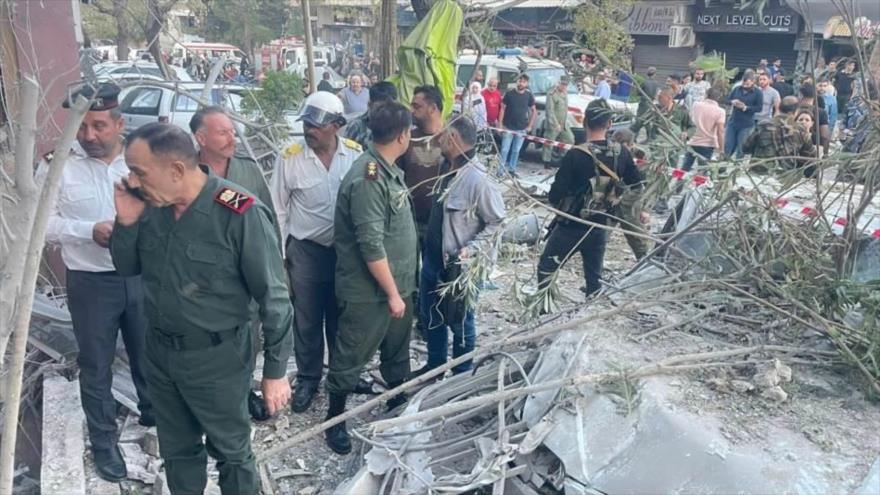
[343,138,362,152]
[215,187,254,214]
[365,161,379,180]
[282,142,303,159]
[43,151,55,163]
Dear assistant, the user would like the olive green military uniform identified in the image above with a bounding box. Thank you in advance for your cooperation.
[227,153,273,218]
[327,146,418,396]
[742,114,816,173]
[542,87,574,163]
[110,168,292,495]
[223,152,277,368]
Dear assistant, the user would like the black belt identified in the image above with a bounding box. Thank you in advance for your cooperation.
[67,270,118,276]
[151,326,241,351]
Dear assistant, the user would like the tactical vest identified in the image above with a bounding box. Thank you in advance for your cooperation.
[574,142,623,219]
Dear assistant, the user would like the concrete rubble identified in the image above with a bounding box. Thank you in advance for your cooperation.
[333,168,880,494]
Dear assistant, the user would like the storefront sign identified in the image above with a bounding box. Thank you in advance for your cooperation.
[627,3,688,36]
[694,4,800,34]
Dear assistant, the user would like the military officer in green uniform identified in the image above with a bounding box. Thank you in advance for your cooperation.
[542,75,574,165]
[324,101,417,455]
[190,106,273,209]
[190,106,277,421]
[742,95,816,174]
[110,123,292,494]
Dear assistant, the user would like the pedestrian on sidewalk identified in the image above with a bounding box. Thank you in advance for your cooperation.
[498,74,536,177]
[542,75,574,166]
[415,116,505,376]
[724,70,762,158]
[594,73,612,101]
[40,83,153,482]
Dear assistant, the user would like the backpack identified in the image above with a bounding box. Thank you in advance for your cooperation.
[574,142,624,219]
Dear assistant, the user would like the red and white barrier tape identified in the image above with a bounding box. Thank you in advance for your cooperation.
[491,127,880,239]
[489,126,573,151]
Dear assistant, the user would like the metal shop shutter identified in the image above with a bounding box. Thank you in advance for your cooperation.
[632,35,697,80]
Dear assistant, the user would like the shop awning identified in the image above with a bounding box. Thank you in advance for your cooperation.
[822,15,879,39]
[782,0,879,35]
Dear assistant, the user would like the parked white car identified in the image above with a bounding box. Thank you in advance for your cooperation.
[117,82,248,134]
[94,62,193,82]
[455,53,636,146]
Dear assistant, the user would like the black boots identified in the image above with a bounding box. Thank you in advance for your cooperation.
[292,380,319,413]
[137,408,156,427]
[93,444,127,482]
[385,381,408,412]
[248,390,270,421]
[325,393,351,455]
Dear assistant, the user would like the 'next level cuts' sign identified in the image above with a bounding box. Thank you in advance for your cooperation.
[694,4,800,34]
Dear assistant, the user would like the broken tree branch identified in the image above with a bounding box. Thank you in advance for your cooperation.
[257,299,661,461]
[0,88,90,495]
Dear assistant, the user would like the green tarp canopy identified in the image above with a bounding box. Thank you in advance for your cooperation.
[390,0,462,118]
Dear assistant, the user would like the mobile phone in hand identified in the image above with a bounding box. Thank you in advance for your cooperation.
[121,178,146,201]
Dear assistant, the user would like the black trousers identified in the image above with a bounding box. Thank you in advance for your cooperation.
[537,222,608,296]
[285,237,338,384]
[66,270,151,450]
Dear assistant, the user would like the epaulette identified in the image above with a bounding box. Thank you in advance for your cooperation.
[215,187,254,214]
[342,138,362,152]
[43,150,55,163]
[365,161,379,181]
[282,142,303,159]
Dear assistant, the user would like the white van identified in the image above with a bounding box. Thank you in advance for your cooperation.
[456,52,636,146]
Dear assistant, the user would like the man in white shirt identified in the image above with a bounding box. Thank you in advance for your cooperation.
[271,91,361,413]
[38,83,151,482]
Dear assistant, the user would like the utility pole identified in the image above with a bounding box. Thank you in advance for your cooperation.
[301,0,316,93]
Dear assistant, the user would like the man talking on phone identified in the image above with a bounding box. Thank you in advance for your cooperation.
[110,123,292,494]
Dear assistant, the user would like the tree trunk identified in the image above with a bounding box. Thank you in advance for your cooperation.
[0,77,91,495]
[378,0,396,79]
[115,0,131,61]
[145,0,179,80]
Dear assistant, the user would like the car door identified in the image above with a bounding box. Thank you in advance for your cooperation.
[119,87,164,133]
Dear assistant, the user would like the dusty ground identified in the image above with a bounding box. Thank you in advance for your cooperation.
[66,151,873,494]
[253,151,880,494]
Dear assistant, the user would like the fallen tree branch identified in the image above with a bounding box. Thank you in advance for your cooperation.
[257,298,661,461]
[367,345,803,433]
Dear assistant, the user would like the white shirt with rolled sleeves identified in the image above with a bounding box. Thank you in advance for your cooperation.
[271,137,361,250]
[37,142,130,272]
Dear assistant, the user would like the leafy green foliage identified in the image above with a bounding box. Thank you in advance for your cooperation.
[459,20,505,52]
[240,70,304,138]
[571,0,634,71]
[202,0,300,54]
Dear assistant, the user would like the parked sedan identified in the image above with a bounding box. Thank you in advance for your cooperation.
[117,82,247,134]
